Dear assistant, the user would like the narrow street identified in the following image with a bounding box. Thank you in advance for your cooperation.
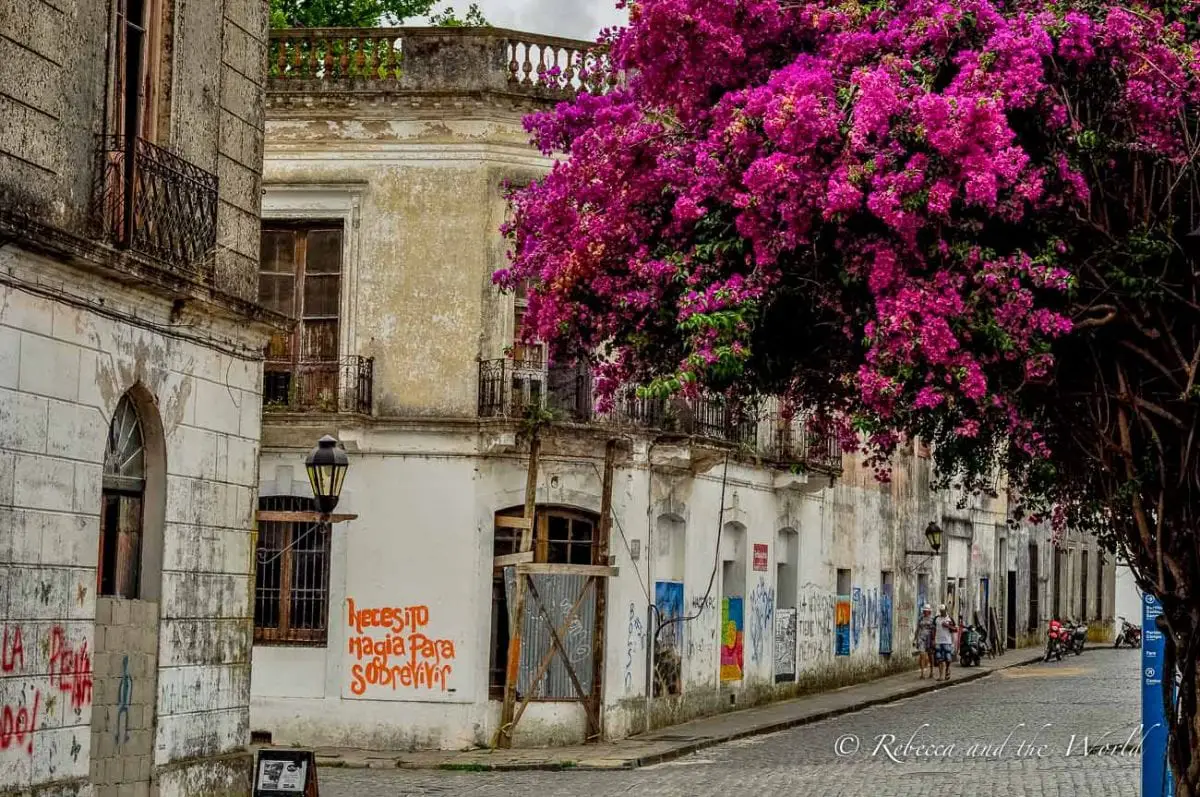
[322,647,1140,796]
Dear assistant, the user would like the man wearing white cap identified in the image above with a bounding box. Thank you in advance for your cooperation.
[933,604,957,680]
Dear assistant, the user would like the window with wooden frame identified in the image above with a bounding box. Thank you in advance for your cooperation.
[258,223,344,409]
[99,395,147,599]
[488,506,599,696]
[109,0,168,144]
[511,280,546,367]
[254,496,332,645]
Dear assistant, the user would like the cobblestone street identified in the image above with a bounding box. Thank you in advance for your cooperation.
[320,647,1140,796]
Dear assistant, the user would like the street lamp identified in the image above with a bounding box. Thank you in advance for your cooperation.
[904,521,944,573]
[305,435,348,516]
[925,521,944,555]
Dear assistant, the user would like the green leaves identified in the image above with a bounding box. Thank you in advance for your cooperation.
[269,0,438,27]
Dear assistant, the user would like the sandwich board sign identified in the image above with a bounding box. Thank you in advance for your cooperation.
[255,749,318,797]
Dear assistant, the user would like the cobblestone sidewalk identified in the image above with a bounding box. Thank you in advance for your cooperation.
[296,650,1043,772]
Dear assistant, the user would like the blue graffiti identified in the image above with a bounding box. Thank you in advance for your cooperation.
[880,584,894,655]
[851,587,863,649]
[625,603,644,693]
[115,655,132,745]
[748,578,775,663]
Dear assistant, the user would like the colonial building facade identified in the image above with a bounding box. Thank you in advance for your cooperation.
[249,26,1116,752]
[1,1,272,795]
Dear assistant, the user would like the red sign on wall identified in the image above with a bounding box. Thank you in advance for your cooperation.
[753,544,769,571]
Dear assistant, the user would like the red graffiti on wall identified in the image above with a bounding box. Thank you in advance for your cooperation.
[0,691,39,755]
[48,626,93,712]
[0,624,95,758]
[0,625,38,756]
[2,626,24,673]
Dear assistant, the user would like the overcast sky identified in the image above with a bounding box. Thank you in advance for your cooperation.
[431,0,629,40]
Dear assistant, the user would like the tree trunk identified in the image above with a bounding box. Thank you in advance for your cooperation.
[1167,630,1200,797]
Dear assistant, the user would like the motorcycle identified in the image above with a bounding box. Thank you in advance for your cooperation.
[1062,620,1087,655]
[1045,619,1066,662]
[958,623,986,667]
[1114,616,1143,648]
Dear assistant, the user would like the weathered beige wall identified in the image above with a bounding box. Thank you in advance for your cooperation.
[264,117,552,417]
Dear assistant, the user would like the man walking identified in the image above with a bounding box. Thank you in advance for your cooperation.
[934,604,957,681]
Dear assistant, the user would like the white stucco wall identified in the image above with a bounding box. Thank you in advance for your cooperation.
[0,249,265,795]
[251,425,1055,751]
[1114,562,1144,633]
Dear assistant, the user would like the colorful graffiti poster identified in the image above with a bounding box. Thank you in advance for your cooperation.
[720,596,744,682]
[774,608,797,682]
[654,581,684,695]
[835,596,851,656]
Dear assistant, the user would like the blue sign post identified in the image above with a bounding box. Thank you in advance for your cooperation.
[1142,593,1175,797]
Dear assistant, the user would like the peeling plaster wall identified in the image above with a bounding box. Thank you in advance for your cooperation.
[251,423,1098,750]
[0,251,264,796]
[263,118,551,419]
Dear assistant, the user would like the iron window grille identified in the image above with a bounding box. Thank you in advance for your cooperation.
[254,495,332,646]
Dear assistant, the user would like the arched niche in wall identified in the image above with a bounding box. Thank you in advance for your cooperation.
[655,513,686,584]
[776,528,800,610]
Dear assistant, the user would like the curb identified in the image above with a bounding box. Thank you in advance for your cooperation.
[315,652,1045,773]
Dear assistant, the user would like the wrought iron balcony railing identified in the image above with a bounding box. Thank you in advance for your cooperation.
[263,356,374,415]
[761,413,843,475]
[477,358,841,473]
[91,135,219,272]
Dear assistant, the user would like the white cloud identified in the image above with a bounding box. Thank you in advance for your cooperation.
[430,0,628,40]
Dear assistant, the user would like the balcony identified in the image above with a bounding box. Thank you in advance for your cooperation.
[91,135,219,273]
[263,356,374,415]
[761,413,843,476]
[266,26,605,104]
[477,359,842,473]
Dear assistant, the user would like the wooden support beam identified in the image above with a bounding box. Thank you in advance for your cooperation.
[515,563,619,578]
[494,516,534,530]
[495,429,541,749]
[256,511,358,524]
[492,551,535,569]
[590,439,617,742]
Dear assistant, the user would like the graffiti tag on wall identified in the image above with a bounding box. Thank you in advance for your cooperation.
[748,579,775,664]
[797,584,834,664]
[1,624,93,757]
[346,599,457,695]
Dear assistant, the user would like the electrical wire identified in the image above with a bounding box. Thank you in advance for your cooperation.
[651,453,731,643]
[591,450,732,643]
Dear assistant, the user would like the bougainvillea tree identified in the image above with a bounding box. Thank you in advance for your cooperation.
[497,0,1200,789]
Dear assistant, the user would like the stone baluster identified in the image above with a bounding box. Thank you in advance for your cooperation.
[521,41,533,86]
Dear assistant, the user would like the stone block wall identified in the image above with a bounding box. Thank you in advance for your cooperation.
[0,249,265,796]
[90,597,159,797]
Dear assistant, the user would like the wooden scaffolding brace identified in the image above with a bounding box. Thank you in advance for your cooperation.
[493,436,618,749]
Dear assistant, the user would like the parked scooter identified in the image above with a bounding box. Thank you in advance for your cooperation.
[1114,616,1143,648]
[958,623,987,667]
[1062,620,1088,655]
[1045,619,1066,661]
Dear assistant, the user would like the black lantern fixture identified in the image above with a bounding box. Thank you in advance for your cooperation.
[925,521,944,555]
[306,435,349,516]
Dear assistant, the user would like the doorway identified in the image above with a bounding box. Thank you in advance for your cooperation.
[1006,571,1018,649]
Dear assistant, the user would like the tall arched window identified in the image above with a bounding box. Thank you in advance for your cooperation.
[99,395,146,598]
